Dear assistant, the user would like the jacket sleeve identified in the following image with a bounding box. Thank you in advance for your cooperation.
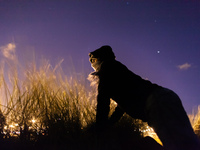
[109,105,124,124]
[96,80,110,126]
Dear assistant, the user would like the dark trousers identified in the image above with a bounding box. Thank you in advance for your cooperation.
[145,88,200,150]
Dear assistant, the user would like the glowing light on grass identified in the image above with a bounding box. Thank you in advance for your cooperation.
[188,106,200,136]
[31,119,36,124]
[9,124,14,128]
[143,126,163,145]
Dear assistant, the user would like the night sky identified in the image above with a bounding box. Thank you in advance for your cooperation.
[0,0,200,114]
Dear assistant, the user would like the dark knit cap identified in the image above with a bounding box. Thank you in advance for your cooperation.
[89,45,116,60]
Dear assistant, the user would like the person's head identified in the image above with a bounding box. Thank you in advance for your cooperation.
[89,45,115,71]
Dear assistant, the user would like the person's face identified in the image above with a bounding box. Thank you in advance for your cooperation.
[89,55,102,71]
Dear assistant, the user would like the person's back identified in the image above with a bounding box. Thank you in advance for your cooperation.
[89,45,200,150]
[98,59,159,121]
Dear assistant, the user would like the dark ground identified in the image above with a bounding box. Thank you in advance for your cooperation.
[1,127,164,150]
[1,136,164,150]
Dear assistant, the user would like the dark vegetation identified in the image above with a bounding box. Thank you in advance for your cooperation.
[0,58,199,150]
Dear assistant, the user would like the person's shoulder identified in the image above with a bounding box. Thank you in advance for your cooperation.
[100,60,130,74]
[114,60,130,71]
[100,60,114,68]
[115,60,126,66]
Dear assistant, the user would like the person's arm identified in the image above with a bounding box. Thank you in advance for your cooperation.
[96,81,110,128]
[95,62,112,130]
[109,105,124,125]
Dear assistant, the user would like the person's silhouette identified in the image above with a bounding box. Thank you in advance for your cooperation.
[89,45,200,150]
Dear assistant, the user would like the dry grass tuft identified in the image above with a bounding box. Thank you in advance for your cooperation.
[0,54,199,149]
[189,106,200,138]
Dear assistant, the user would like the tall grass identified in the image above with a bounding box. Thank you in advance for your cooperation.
[0,56,143,141]
[0,54,199,149]
[0,56,147,150]
[0,57,97,139]
[189,106,200,138]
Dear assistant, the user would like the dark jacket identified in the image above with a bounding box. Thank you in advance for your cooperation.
[95,59,160,125]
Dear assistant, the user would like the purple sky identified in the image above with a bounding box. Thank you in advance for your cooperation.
[0,0,200,114]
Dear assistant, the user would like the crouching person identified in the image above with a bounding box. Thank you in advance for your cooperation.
[88,45,200,150]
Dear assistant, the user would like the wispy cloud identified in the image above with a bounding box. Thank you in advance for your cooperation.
[177,63,191,70]
[0,43,16,60]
